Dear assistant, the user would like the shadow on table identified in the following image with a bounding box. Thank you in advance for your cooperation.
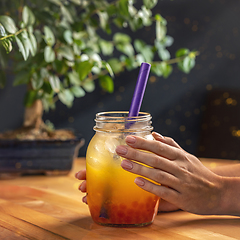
[70,216,151,239]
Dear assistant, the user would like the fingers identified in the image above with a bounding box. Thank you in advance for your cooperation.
[124,135,183,161]
[116,144,180,176]
[75,169,88,204]
[158,199,180,212]
[75,170,87,192]
[82,195,88,204]
[75,169,86,180]
[79,180,87,192]
[152,132,183,150]
[134,177,180,205]
[121,159,179,190]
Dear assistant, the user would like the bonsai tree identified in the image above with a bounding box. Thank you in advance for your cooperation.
[0,0,198,140]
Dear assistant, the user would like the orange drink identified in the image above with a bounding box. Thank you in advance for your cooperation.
[86,111,160,227]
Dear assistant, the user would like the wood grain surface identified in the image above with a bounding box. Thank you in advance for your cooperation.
[0,158,240,240]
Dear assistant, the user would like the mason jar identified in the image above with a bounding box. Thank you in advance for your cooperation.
[86,111,160,227]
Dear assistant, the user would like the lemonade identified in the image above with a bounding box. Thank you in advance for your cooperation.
[86,112,160,227]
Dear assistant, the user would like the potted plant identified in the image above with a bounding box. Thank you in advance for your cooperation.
[0,0,198,177]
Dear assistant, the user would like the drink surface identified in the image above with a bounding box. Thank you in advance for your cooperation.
[86,130,159,226]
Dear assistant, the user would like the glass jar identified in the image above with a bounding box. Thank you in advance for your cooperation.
[86,111,160,227]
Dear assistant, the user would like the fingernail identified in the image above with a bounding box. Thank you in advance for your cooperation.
[75,172,80,178]
[82,196,87,204]
[116,145,128,155]
[153,132,164,139]
[126,136,136,144]
[121,160,133,170]
[134,178,145,186]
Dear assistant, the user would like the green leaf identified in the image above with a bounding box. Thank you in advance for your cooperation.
[118,0,129,16]
[68,70,80,85]
[21,31,31,58]
[0,16,17,34]
[13,70,30,86]
[60,5,74,23]
[116,43,134,57]
[44,46,55,63]
[176,48,189,58]
[57,45,74,61]
[143,0,158,9]
[70,86,85,97]
[43,26,55,46]
[76,61,93,81]
[99,39,114,56]
[164,36,174,47]
[73,43,81,56]
[40,68,50,80]
[28,32,37,55]
[31,72,44,90]
[128,17,143,31]
[134,39,146,53]
[159,62,172,78]
[138,6,152,26]
[58,89,74,107]
[24,90,38,107]
[151,63,163,77]
[63,30,73,45]
[0,43,8,67]
[42,94,55,112]
[82,80,95,92]
[49,75,61,92]
[99,75,114,93]
[178,56,196,74]
[52,59,68,75]
[0,23,6,37]
[135,53,145,65]
[107,58,123,74]
[15,36,27,60]
[0,69,6,88]
[158,47,170,61]
[1,39,12,53]
[22,6,35,26]
[102,61,114,78]
[98,11,109,31]
[123,56,138,70]
[155,15,167,41]
[42,81,53,94]
[113,33,131,44]
[134,40,153,62]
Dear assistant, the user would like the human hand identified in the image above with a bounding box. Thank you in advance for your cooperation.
[75,133,180,212]
[115,132,224,215]
[75,169,87,204]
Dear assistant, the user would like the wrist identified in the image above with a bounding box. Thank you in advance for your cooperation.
[218,176,240,216]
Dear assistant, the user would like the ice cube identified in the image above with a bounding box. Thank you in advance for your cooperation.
[105,137,120,154]
[104,134,125,161]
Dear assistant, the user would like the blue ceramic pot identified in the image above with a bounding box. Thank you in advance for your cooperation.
[0,134,84,178]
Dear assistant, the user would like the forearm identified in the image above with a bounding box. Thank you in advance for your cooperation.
[210,163,240,177]
[219,176,240,216]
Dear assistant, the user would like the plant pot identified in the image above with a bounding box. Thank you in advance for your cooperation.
[0,133,85,179]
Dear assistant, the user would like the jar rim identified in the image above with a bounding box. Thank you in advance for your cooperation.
[94,111,153,133]
[95,111,151,122]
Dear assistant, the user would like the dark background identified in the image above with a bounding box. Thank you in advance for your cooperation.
[1,0,240,158]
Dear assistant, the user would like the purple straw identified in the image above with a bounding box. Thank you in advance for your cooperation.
[128,62,151,118]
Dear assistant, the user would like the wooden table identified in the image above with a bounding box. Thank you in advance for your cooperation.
[0,158,240,240]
